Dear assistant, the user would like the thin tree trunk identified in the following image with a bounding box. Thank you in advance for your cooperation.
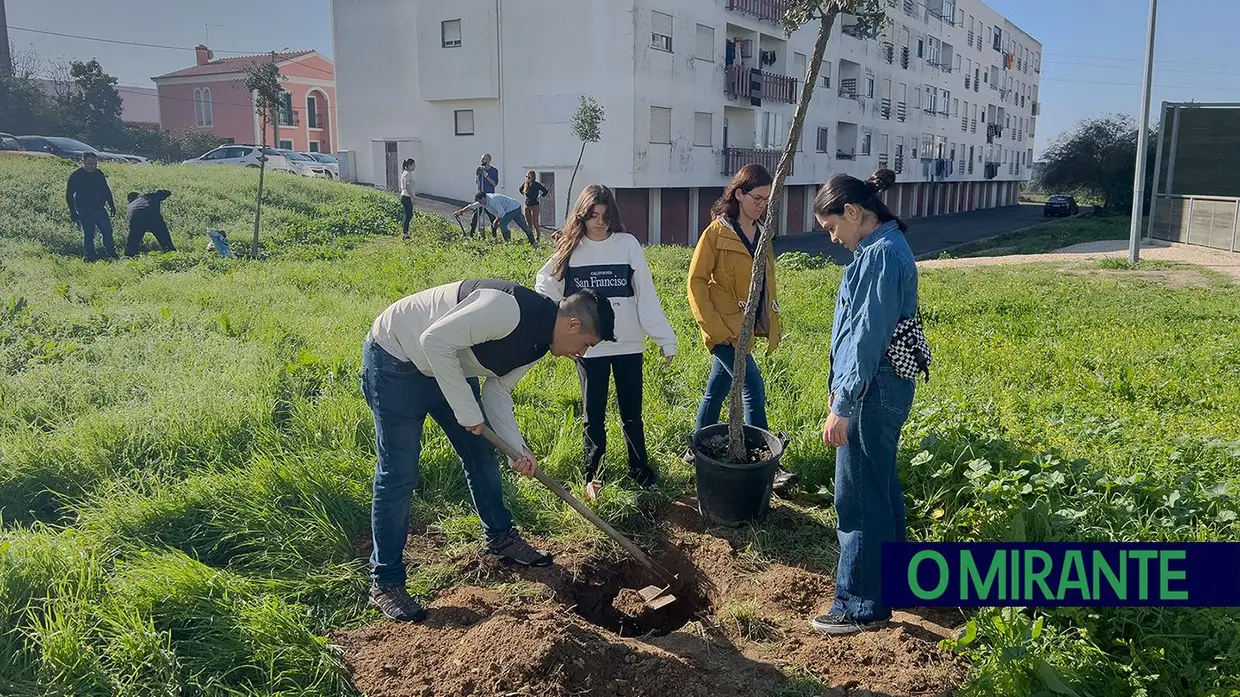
[252,107,269,258]
[566,141,586,219]
[726,8,837,463]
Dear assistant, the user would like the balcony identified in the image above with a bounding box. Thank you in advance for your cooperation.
[897,101,908,122]
[960,116,968,132]
[722,147,791,175]
[308,111,327,130]
[1032,101,1040,116]
[838,78,860,102]
[959,157,966,174]
[726,0,791,24]
[894,155,905,174]
[900,47,910,69]
[973,80,980,92]
[903,0,917,17]
[725,64,797,105]
[882,42,895,64]
[878,153,890,168]
[968,30,975,45]
[842,23,863,39]
[971,118,977,133]
[984,162,1000,179]
[881,97,892,120]
[964,76,971,89]
[968,159,974,175]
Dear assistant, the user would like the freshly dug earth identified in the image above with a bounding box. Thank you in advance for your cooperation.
[336,500,966,696]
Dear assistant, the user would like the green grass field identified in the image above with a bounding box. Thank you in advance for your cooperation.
[943,213,1136,258]
[2,158,1239,696]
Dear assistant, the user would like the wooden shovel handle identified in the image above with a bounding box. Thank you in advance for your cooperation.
[479,426,661,574]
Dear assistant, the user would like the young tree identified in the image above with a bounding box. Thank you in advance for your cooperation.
[243,59,285,257]
[724,0,886,462]
[60,59,125,148]
[566,95,605,219]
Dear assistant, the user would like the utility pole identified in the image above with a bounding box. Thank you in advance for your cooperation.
[1128,0,1157,265]
[1,0,13,77]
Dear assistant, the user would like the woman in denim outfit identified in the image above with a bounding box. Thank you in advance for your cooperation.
[810,168,919,635]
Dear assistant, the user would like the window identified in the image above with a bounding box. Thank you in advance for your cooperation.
[650,106,671,144]
[820,60,831,88]
[992,26,1002,50]
[278,139,293,150]
[968,15,974,32]
[306,95,319,129]
[952,98,959,116]
[795,52,807,81]
[454,109,475,136]
[441,19,462,48]
[816,127,830,153]
[928,37,940,64]
[861,132,871,156]
[651,11,673,52]
[760,111,783,148]
[279,92,294,127]
[693,111,712,146]
[309,141,319,153]
[865,75,875,98]
[955,54,962,72]
[696,24,714,61]
[193,87,213,127]
[911,137,918,159]
[942,89,951,113]
[916,37,924,58]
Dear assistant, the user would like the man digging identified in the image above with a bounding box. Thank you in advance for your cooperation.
[362,279,616,622]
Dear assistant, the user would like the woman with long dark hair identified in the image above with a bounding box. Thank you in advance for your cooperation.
[519,170,549,243]
[399,158,416,239]
[686,164,797,492]
[810,168,929,636]
[535,184,677,501]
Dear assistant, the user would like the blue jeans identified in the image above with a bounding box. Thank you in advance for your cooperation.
[831,362,915,622]
[361,341,514,588]
[495,209,535,245]
[694,344,768,432]
[78,209,115,259]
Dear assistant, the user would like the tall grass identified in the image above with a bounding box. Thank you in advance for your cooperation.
[2,161,1239,695]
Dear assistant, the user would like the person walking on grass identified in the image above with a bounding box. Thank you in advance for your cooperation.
[124,190,175,256]
[471,153,499,236]
[810,168,930,636]
[519,170,549,243]
[399,158,417,239]
[65,152,117,261]
[686,164,797,492]
[453,192,537,246]
[535,184,677,502]
[363,279,616,622]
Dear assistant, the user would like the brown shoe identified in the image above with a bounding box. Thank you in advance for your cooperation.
[486,529,553,567]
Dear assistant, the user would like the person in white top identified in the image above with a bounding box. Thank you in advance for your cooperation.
[535,184,678,501]
[399,158,416,240]
[453,191,536,245]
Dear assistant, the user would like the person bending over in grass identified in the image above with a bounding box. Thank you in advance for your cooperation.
[686,164,797,492]
[453,192,537,246]
[535,184,677,502]
[124,190,175,256]
[362,279,616,622]
[811,168,930,636]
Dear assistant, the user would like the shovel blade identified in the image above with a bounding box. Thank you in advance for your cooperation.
[638,585,677,610]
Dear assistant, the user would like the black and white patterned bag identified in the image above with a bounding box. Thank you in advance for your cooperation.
[885,314,932,382]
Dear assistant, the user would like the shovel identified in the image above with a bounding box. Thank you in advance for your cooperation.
[478,425,679,611]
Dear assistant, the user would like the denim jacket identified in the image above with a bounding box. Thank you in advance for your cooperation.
[829,220,919,418]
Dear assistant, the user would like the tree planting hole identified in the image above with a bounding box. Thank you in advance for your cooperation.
[565,560,711,638]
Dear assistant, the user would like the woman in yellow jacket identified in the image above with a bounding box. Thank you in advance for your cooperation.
[687,164,796,490]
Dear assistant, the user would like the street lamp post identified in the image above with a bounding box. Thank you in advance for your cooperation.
[1128,0,1158,264]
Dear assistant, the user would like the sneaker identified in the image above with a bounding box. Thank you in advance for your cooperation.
[585,480,604,503]
[681,448,696,466]
[486,529,554,567]
[809,611,889,636]
[772,467,800,493]
[369,585,427,623]
[629,467,658,489]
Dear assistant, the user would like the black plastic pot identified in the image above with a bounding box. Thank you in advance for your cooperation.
[690,423,786,527]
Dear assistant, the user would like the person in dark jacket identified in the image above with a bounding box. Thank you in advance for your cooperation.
[65,152,117,261]
[125,190,176,256]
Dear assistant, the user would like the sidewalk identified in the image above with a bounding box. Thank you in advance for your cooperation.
[919,239,1240,282]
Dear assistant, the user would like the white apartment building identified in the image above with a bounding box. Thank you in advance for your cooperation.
[331,0,1041,243]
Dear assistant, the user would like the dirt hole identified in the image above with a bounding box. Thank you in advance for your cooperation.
[563,557,713,638]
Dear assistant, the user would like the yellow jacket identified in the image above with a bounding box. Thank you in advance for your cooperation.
[687,217,781,355]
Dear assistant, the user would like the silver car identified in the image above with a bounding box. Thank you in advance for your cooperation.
[183,145,295,173]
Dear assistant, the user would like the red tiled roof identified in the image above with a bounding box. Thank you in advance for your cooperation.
[154,50,315,79]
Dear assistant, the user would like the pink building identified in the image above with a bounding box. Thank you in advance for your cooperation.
[153,46,338,153]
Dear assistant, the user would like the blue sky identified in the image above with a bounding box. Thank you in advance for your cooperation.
[9,0,1240,157]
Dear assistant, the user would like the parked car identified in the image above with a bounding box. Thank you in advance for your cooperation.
[182,145,295,172]
[0,132,55,158]
[15,135,110,160]
[301,152,339,179]
[278,150,332,178]
[1043,195,1080,217]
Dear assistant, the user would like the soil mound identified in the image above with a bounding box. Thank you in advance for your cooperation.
[337,499,967,696]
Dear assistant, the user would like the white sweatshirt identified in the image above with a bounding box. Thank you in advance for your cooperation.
[535,233,677,359]
[400,170,416,198]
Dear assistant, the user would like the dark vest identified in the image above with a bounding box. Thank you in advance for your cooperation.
[457,279,557,376]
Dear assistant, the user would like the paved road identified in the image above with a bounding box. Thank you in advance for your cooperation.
[773,203,1049,264]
